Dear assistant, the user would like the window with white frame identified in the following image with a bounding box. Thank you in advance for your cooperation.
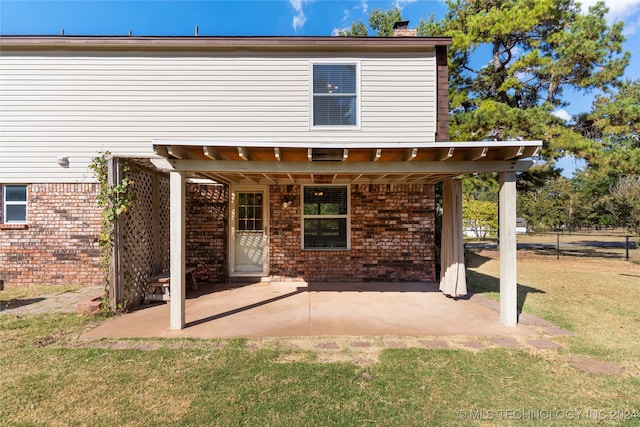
[3,185,27,224]
[312,63,358,127]
[303,185,349,249]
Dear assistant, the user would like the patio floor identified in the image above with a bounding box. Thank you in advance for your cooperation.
[82,281,540,340]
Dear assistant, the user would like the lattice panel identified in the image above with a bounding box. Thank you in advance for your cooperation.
[118,165,155,305]
[157,175,171,273]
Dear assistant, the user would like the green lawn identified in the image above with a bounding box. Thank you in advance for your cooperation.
[1,251,640,426]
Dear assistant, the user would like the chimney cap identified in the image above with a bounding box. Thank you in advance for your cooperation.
[393,20,410,30]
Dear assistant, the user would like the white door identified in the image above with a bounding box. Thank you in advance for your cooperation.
[230,188,268,276]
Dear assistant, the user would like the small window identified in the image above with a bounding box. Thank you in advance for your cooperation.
[303,185,349,250]
[3,185,27,224]
[237,191,263,231]
[312,63,358,127]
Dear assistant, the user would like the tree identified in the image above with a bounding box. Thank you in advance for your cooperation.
[572,79,640,229]
[517,175,575,231]
[607,175,640,238]
[463,198,498,240]
[417,0,629,161]
[339,8,403,37]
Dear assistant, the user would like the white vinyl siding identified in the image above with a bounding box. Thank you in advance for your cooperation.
[0,52,437,183]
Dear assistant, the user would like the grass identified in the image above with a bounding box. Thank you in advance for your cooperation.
[466,248,640,365]
[2,249,640,426]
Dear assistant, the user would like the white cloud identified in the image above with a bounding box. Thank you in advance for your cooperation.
[290,0,311,32]
[553,109,572,122]
[394,0,418,10]
[361,0,369,14]
[331,27,347,36]
[623,15,640,35]
[578,0,640,22]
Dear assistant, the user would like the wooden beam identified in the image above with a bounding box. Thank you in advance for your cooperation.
[274,147,282,162]
[153,145,170,158]
[150,158,535,175]
[502,146,525,160]
[167,146,192,160]
[438,147,455,161]
[404,148,418,162]
[203,146,219,160]
[307,148,313,162]
[468,146,488,161]
[237,147,250,161]
[373,148,382,162]
[343,149,349,161]
[200,172,237,185]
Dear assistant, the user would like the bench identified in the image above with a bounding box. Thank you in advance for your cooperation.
[144,267,197,302]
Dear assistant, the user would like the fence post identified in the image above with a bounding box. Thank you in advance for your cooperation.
[626,235,630,261]
[557,233,560,260]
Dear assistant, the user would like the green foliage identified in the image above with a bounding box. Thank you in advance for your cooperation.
[517,175,576,230]
[88,153,137,309]
[572,80,640,229]
[463,198,497,240]
[338,7,403,37]
[338,20,368,37]
[368,8,403,36]
[607,175,640,239]
[428,0,626,147]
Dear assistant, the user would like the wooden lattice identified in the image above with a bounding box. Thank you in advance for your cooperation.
[115,161,170,307]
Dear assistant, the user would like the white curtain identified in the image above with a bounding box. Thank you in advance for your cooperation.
[439,178,467,297]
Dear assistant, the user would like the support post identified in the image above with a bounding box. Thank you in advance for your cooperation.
[170,171,186,330]
[499,172,517,326]
[107,156,121,311]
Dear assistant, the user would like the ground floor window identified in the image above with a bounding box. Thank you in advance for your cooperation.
[2,184,27,224]
[302,185,349,249]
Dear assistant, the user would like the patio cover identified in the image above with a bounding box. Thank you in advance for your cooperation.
[149,139,542,330]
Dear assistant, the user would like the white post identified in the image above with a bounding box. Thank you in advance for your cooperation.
[170,171,186,330]
[499,171,517,326]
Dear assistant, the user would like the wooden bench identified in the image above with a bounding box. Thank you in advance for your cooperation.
[144,267,197,302]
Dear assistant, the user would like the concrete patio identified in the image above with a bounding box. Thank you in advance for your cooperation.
[82,281,539,340]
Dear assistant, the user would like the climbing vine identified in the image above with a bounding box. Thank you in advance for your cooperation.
[89,152,137,310]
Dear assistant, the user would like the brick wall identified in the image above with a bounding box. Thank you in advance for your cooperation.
[0,183,102,287]
[269,184,436,282]
[0,181,435,289]
[186,183,228,283]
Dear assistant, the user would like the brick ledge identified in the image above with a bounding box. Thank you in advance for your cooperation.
[0,224,29,230]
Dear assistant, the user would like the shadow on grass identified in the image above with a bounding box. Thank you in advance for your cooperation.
[532,247,625,259]
[465,252,545,315]
[0,298,46,311]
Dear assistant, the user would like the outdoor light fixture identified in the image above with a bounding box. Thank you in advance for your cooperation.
[57,156,69,167]
[282,185,295,208]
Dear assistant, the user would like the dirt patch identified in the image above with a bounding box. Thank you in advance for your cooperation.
[570,356,624,376]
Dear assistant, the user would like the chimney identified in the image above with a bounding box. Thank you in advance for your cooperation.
[392,20,417,37]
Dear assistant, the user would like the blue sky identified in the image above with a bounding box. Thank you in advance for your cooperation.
[1,0,639,175]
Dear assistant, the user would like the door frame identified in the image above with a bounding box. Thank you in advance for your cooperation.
[229,185,269,277]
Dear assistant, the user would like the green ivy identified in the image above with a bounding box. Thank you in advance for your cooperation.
[89,152,137,311]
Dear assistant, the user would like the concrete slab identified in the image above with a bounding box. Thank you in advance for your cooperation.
[81,281,538,340]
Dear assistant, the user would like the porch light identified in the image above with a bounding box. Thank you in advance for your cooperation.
[57,156,69,167]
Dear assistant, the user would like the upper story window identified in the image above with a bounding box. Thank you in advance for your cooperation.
[302,185,350,250]
[3,185,27,224]
[312,63,359,128]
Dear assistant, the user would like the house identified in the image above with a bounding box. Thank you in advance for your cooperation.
[0,28,541,329]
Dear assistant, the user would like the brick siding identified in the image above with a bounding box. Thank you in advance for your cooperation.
[0,183,102,287]
[186,183,228,283]
[0,181,436,291]
[269,184,436,282]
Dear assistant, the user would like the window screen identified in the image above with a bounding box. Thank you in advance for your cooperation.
[3,185,27,224]
[303,186,349,249]
[312,64,357,126]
